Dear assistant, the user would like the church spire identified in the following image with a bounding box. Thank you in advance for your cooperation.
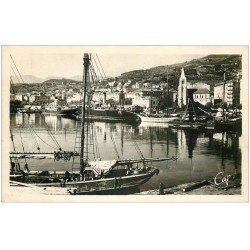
[180,68,186,79]
[178,67,187,108]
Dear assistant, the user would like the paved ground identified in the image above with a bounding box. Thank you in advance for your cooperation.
[138,182,241,195]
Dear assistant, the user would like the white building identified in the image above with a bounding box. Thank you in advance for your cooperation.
[132,96,159,110]
[193,89,212,106]
[134,82,143,89]
[143,82,151,88]
[66,93,82,103]
[178,68,212,107]
[14,94,23,101]
[214,80,234,105]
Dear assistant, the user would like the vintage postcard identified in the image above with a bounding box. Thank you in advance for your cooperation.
[1,46,248,202]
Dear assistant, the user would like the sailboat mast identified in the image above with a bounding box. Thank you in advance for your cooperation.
[166,65,169,116]
[80,53,90,173]
[222,73,226,122]
[150,82,152,114]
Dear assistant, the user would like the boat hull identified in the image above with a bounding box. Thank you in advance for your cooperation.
[10,170,157,195]
[68,171,155,195]
[138,115,177,123]
[43,108,79,116]
[78,109,140,123]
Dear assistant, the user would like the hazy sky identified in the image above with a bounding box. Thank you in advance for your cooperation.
[11,54,206,78]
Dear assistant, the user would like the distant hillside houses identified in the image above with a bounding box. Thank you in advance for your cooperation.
[12,92,50,104]
[66,92,82,103]
[132,88,176,110]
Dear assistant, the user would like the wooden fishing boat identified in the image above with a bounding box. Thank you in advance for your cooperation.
[138,113,177,123]
[10,54,177,195]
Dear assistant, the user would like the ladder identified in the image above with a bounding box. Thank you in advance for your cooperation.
[71,120,82,173]
[71,120,96,173]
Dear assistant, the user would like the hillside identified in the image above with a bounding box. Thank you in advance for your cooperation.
[11,78,81,94]
[119,54,242,87]
[11,75,44,84]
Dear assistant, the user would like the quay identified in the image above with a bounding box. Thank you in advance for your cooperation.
[137,180,241,195]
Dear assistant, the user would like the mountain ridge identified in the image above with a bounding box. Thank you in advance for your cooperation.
[11,54,242,87]
[119,54,242,86]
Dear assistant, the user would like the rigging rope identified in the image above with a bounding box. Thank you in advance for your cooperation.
[89,65,97,87]
[90,123,96,160]
[18,125,27,164]
[90,63,98,81]
[133,140,144,159]
[90,55,117,107]
[110,131,120,159]
[11,66,22,84]
[93,125,100,160]
[10,55,64,157]
[28,125,59,150]
[10,55,26,84]
[10,129,20,171]
[96,54,107,79]
[41,114,62,150]
[92,56,104,80]
[25,122,41,151]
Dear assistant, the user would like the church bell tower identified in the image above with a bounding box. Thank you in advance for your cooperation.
[178,68,187,107]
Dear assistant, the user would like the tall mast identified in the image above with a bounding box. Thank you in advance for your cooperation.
[150,82,152,114]
[222,73,226,121]
[166,65,169,116]
[80,53,90,173]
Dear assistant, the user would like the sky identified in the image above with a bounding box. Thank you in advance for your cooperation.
[10,53,206,79]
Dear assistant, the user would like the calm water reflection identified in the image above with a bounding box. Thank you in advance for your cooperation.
[10,113,242,191]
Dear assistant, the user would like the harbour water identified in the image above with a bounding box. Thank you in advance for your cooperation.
[10,113,242,192]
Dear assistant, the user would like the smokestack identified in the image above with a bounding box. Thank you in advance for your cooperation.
[103,92,107,104]
[119,91,125,107]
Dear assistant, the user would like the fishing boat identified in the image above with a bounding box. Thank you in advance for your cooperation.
[168,90,209,130]
[75,106,140,124]
[43,104,78,116]
[138,113,178,123]
[10,54,177,195]
[136,66,178,124]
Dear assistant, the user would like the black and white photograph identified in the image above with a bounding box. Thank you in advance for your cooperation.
[1,46,248,201]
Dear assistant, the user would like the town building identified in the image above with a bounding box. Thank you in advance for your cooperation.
[29,93,51,105]
[214,77,241,106]
[66,93,82,103]
[177,68,212,107]
[14,94,24,101]
[132,96,159,110]
[10,93,15,101]
[132,89,162,110]
[134,82,143,89]
[143,82,151,88]
[193,89,212,106]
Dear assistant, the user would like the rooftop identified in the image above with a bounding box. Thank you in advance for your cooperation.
[194,88,210,94]
[215,80,234,87]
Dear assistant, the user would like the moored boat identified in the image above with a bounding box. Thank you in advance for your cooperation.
[43,105,79,116]
[138,113,178,123]
[76,107,140,124]
[9,54,177,195]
